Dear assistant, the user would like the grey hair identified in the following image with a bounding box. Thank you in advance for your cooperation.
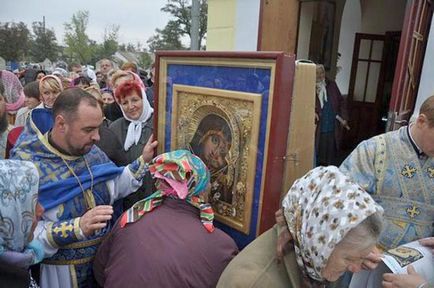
[339,212,383,249]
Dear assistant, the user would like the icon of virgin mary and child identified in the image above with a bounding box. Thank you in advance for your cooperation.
[189,113,237,204]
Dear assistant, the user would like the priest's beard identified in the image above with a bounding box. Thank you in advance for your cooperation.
[0,112,8,134]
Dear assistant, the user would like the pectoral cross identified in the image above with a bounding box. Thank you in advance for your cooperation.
[427,167,434,178]
[406,205,420,219]
[53,222,74,238]
[401,165,417,178]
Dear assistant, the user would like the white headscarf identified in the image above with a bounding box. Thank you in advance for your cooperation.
[316,64,328,109]
[282,166,383,282]
[83,67,97,84]
[118,72,153,151]
[52,67,69,78]
[316,80,328,109]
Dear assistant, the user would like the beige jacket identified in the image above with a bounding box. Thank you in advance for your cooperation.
[217,225,303,288]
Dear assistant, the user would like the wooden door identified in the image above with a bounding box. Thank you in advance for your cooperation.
[376,32,401,134]
[387,0,433,131]
[345,33,385,149]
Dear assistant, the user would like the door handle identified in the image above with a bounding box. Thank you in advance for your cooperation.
[394,119,408,125]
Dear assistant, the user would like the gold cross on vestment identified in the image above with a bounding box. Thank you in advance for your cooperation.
[428,167,434,178]
[406,205,420,218]
[401,165,417,178]
[53,222,74,238]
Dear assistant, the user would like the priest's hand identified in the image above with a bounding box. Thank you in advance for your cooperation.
[80,205,113,237]
[142,134,158,163]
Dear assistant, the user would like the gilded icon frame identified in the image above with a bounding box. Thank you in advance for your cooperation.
[171,84,261,233]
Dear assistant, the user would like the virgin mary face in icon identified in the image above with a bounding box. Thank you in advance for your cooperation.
[189,113,234,203]
[200,129,230,171]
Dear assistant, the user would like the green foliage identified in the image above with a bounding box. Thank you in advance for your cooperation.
[64,10,93,64]
[147,0,207,52]
[138,51,153,69]
[30,21,60,62]
[90,25,120,65]
[118,43,138,52]
[161,0,207,48]
[147,20,186,53]
[0,22,31,61]
[100,25,120,58]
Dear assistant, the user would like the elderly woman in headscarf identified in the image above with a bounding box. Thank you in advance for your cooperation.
[217,166,384,288]
[108,76,154,209]
[0,70,25,114]
[93,150,238,288]
[0,160,45,287]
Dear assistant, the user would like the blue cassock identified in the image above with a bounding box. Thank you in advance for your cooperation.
[11,108,125,287]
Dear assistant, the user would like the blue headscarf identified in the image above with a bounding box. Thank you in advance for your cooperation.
[0,160,44,267]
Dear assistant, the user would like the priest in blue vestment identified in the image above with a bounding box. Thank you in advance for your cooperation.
[340,95,434,250]
[11,87,158,288]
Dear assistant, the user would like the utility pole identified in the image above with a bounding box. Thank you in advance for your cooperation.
[43,16,46,62]
[190,0,200,50]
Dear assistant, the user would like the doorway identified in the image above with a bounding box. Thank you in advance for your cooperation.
[342,32,400,151]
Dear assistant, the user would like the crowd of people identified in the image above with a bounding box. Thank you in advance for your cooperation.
[0,58,433,288]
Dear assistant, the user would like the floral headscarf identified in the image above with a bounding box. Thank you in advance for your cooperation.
[0,70,25,112]
[0,160,39,253]
[282,166,383,282]
[120,150,214,232]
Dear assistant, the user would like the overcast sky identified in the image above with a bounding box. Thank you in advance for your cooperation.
[0,0,173,48]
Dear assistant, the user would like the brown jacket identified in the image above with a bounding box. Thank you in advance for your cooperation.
[94,198,238,288]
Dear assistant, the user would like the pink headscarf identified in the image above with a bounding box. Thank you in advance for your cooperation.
[0,70,25,112]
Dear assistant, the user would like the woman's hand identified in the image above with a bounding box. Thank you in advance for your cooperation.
[142,134,158,163]
[275,208,293,262]
[361,246,383,270]
[419,237,434,254]
[382,265,427,288]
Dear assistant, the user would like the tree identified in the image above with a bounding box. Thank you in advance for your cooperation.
[0,22,31,61]
[64,10,93,64]
[147,20,185,53]
[100,25,119,58]
[126,43,136,52]
[90,25,120,65]
[138,50,153,69]
[30,21,60,62]
[161,0,208,48]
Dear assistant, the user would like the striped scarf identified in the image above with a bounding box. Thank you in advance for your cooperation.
[120,149,215,232]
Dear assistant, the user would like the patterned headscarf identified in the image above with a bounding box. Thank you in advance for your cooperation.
[282,166,383,282]
[120,150,214,232]
[0,70,25,112]
[0,160,39,253]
